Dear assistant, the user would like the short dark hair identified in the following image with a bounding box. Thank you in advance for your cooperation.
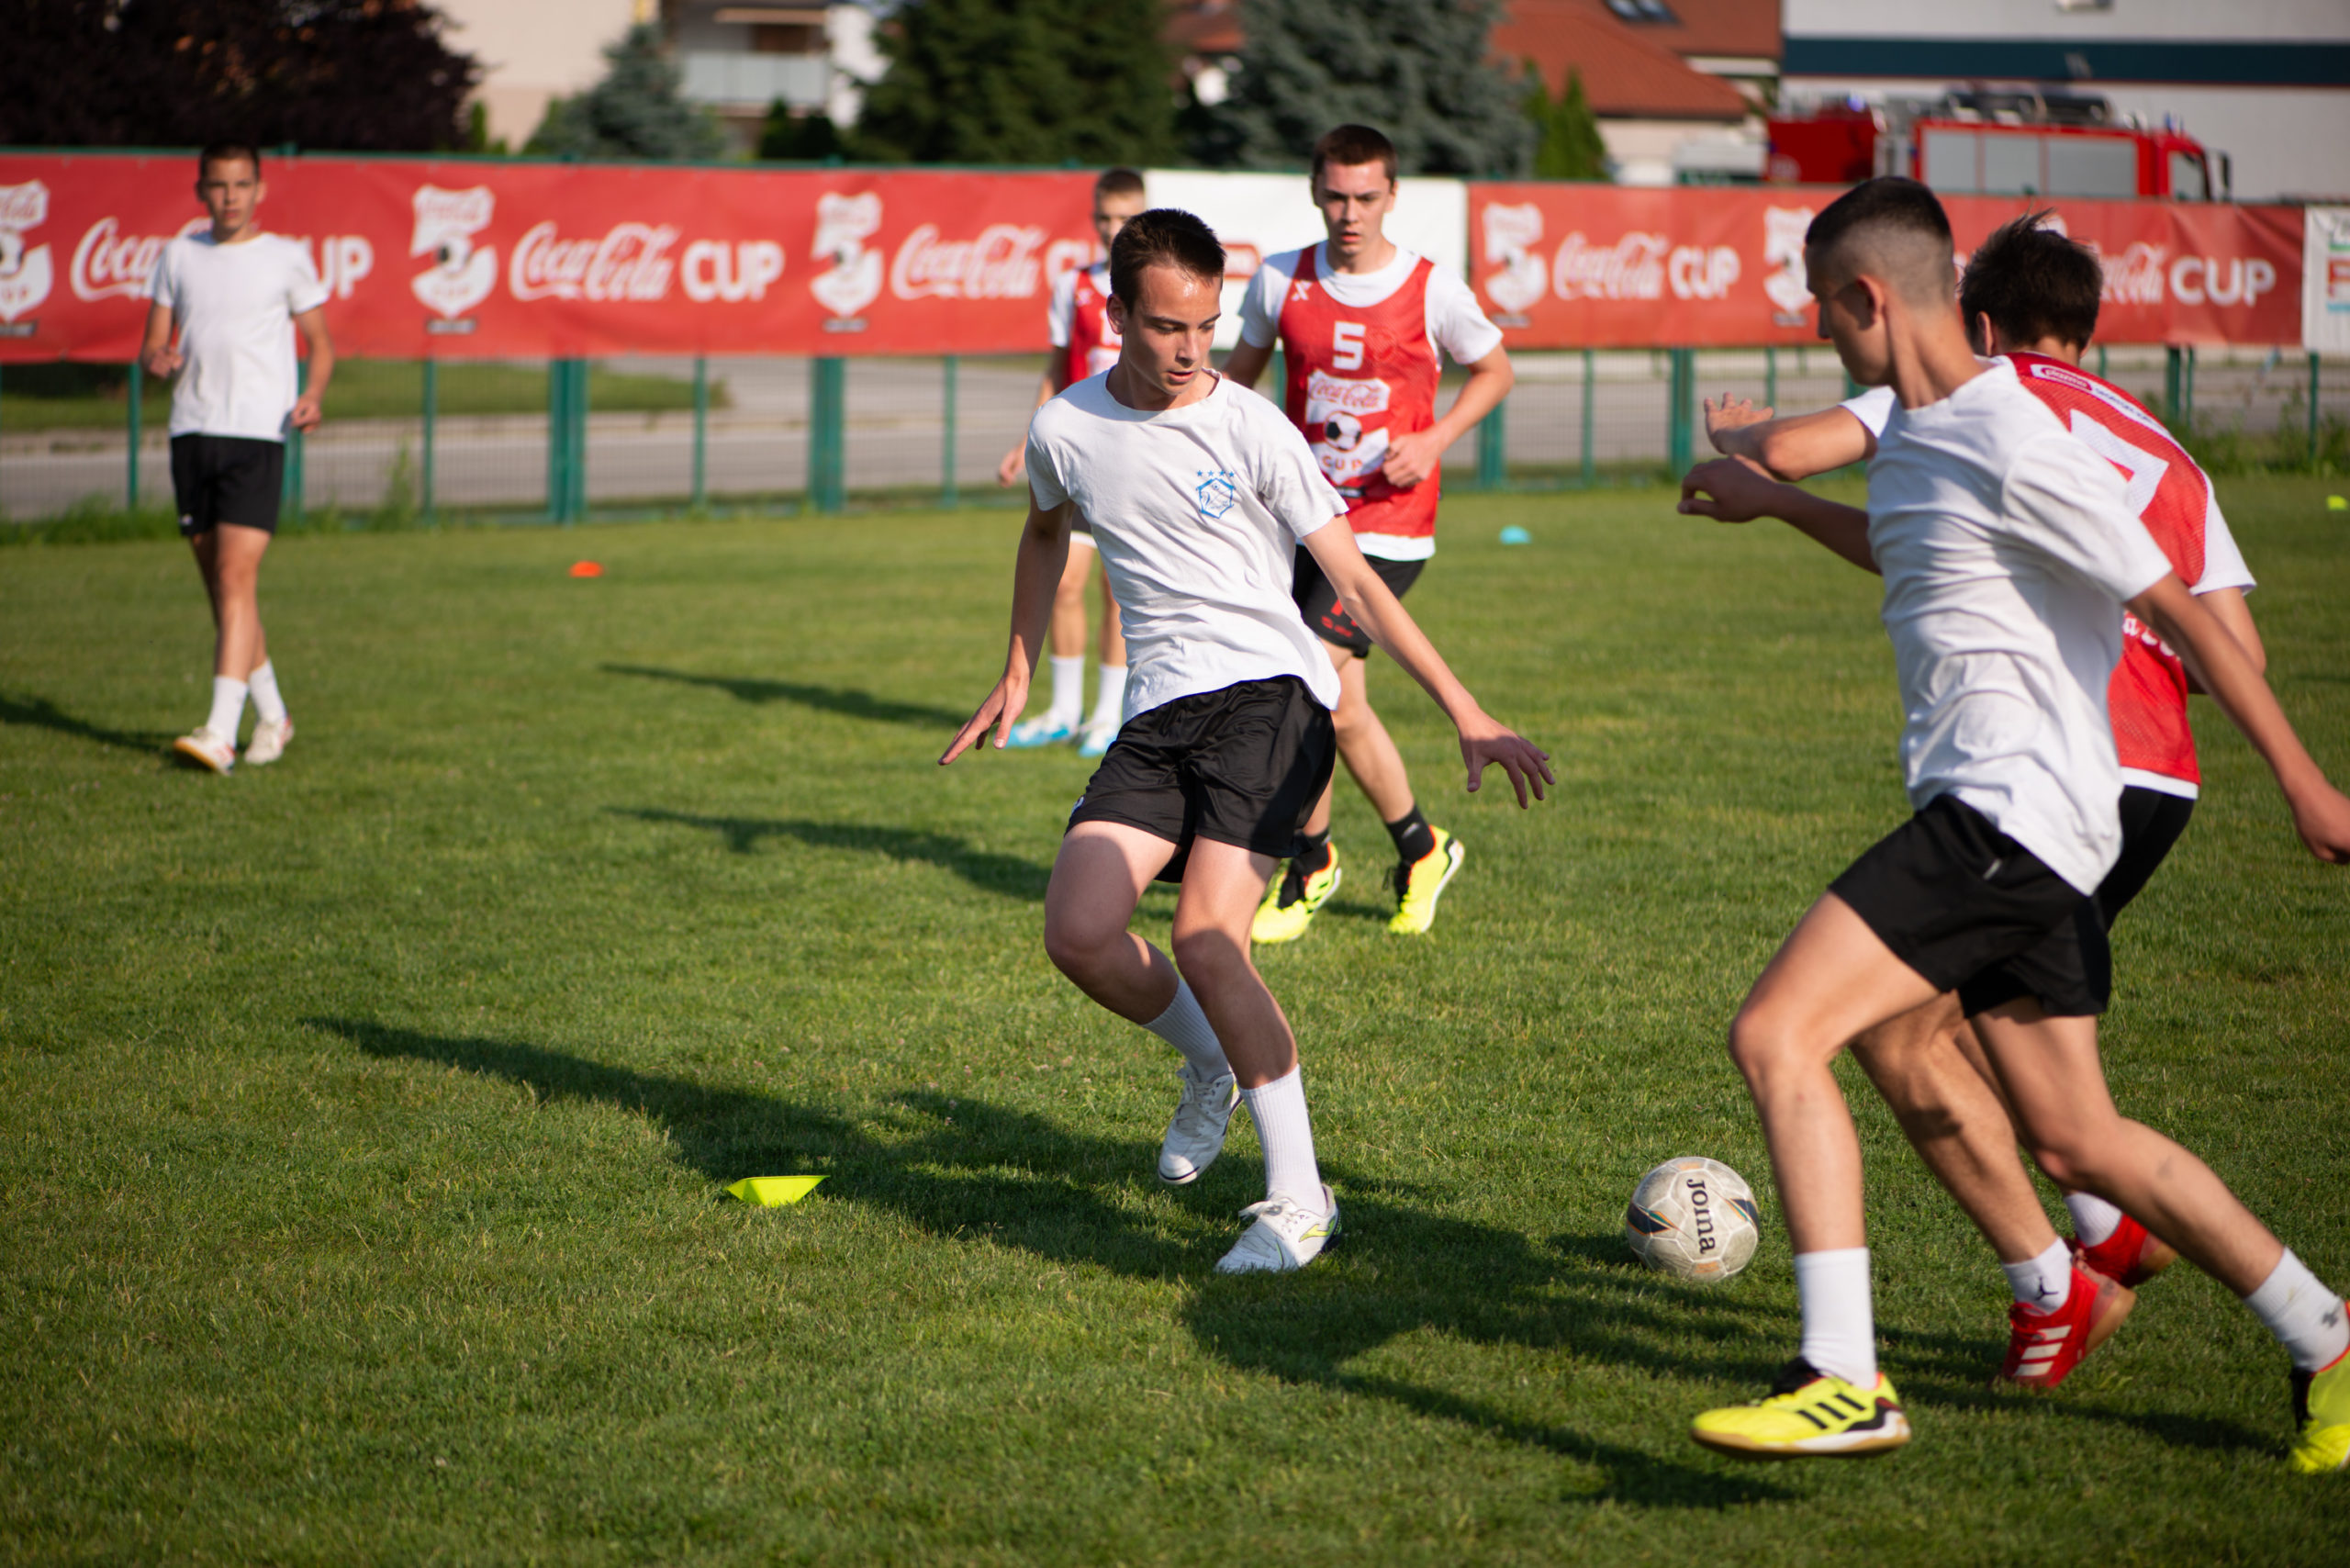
[197,141,263,179]
[1311,124,1397,186]
[1805,176,1954,304]
[1108,207,1225,308]
[1959,212,2102,353]
[1095,167,1146,200]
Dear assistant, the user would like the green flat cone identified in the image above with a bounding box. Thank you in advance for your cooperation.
[727,1175,824,1206]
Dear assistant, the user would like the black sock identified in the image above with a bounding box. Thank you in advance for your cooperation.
[1385,805,1435,867]
[1292,828,1333,877]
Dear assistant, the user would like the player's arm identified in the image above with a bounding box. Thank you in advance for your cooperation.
[940,493,1073,764]
[1705,398,1874,482]
[997,364,1067,487]
[2183,586,2265,690]
[291,306,333,431]
[1222,338,1273,390]
[1299,519,1553,807]
[1383,346,1512,489]
[2129,574,2350,862]
[1679,455,1877,574]
[139,301,181,378]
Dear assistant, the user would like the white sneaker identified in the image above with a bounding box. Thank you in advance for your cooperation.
[1158,1066,1238,1185]
[243,716,294,766]
[172,726,236,775]
[1079,715,1120,758]
[1214,1184,1340,1274]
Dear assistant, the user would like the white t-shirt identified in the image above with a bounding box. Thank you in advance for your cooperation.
[1237,243,1503,365]
[1025,373,1346,719]
[1046,262,1093,348]
[1867,362,2177,894]
[148,232,328,442]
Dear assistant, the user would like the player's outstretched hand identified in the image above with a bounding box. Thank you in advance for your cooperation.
[1704,394,1773,451]
[2288,778,2350,864]
[996,444,1026,487]
[1381,428,1446,489]
[940,676,1026,765]
[1679,455,1787,524]
[1456,711,1553,808]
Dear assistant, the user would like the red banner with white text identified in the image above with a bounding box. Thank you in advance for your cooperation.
[0,153,1096,361]
[1466,184,2304,350]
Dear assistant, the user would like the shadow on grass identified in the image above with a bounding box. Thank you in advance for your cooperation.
[610,807,1051,901]
[603,663,968,730]
[0,692,171,756]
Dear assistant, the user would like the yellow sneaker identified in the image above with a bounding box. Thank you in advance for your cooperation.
[2290,1348,2350,1473]
[1251,846,1341,945]
[1691,1359,1912,1460]
[1386,828,1463,935]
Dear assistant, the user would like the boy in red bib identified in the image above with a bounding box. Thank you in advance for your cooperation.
[1223,125,1515,941]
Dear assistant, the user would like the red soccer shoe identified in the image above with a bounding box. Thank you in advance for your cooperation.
[1999,1265,2137,1389]
[2071,1213,2178,1289]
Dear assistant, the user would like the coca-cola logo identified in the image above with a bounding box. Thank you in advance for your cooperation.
[508,219,678,303]
[890,222,1047,301]
[1304,368,1391,415]
[71,214,207,302]
[2097,241,2165,307]
[1552,231,1669,301]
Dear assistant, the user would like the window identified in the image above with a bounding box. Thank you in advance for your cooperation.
[1604,0,1675,21]
[2167,151,2209,201]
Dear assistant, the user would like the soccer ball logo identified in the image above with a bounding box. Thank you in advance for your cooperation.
[1323,409,1364,452]
[1625,1156,1762,1282]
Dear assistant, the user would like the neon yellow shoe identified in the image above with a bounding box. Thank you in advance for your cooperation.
[2290,1348,2350,1473]
[1386,827,1463,935]
[1690,1359,1912,1460]
[1251,846,1342,945]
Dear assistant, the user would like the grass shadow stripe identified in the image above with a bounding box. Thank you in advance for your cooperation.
[610,806,1051,900]
[601,663,968,730]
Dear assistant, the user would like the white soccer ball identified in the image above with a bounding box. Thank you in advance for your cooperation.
[1625,1157,1762,1283]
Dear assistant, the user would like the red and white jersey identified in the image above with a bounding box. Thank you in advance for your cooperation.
[1847,357,2254,797]
[1048,262,1121,386]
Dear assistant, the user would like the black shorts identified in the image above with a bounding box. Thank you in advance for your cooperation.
[1292,545,1426,658]
[1830,795,2111,1019]
[1067,676,1337,883]
[171,434,285,537]
[2098,786,2194,927]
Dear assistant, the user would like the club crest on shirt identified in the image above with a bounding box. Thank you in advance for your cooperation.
[1195,468,1239,521]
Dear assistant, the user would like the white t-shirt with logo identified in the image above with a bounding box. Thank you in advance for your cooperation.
[148,232,328,442]
[1024,373,1347,719]
[1866,362,2177,894]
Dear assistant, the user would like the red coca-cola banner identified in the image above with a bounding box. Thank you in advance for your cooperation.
[1467,184,2304,350]
[0,152,1096,361]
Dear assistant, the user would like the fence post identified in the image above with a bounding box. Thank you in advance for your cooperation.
[2164,345,2183,424]
[809,355,845,513]
[2096,344,2107,381]
[126,359,142,510]
[941,353,959,508]
[1476,397,1506,491]
[569,359,589,521]
[691,355,708,512]
[283,359,307,523]
[1763,344,1777,414]
[1666,347,1695,476]
[1580,347,1595,488]
[2312,351,2324,470]
[420,358,437,525]
[2183,346,2196,431]
[546,360,567,522]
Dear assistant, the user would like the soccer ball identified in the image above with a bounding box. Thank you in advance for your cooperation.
[1625,1157,1762,1282]
[1322,409,1364,451]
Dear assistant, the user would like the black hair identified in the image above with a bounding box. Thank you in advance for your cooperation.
[1095,167,1146,200]
[1806,176,1951,257]
[1311,124,1397,185]
[1959,212,2102,353]
[197,141,263,179]
[1108,208,1225,308]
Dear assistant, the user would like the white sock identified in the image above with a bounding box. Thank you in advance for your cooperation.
[205,676,249,740]
[1047,655,1084,725]
[247,660,288,724]
[1143,979,1230,1080]
[1238,1067,1323,1207]
[1794,1248,1878,1386]
[2244,1249,2350,1372]
[2001,1238,2075,1312]
[2065,1191,2125,1247]
[1089,665,1127,729]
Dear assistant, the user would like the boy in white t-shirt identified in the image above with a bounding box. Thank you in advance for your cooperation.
[1222,125,1515,944]
[141,141,335,775]
[1673,179,2350,1470]
[942,209,1550,1273]
[997,168,1148,757]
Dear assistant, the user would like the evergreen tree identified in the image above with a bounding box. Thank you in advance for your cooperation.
[853,0,1175,166]
[527,23,723,162]
[757,101,848,162]
[1186,0,1531,176]
[1527,66,1607,180]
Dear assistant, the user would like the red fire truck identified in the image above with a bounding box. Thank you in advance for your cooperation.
[1767,87,2227,201]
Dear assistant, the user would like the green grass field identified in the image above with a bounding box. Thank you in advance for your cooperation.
[3,480,2346,1563]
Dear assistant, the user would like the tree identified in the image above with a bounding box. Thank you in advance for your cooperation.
[853,0,1175,167]
[0,0,479,151]
[1527,65,1607,181]
[527,23,724,162]
[757,101,848,162]
[1184,0,1531,176]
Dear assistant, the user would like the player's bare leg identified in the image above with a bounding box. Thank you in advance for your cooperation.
[175,523,274,771]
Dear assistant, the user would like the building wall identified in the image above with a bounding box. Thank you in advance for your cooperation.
[437,0,649,150]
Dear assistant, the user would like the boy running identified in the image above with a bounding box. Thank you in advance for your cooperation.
[943,209,1550,1272]
[1685,216,2266,1389]
[1222,125,1516,941]
[1675,180,2350,1468]
[998,169,1149,757]
[142,141,333,774]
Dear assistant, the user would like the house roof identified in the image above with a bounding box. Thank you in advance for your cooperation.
[1493,1,1753,121]
[1621,0,1781,62]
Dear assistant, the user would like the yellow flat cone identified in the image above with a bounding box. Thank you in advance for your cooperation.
[727,1175,824,1207]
